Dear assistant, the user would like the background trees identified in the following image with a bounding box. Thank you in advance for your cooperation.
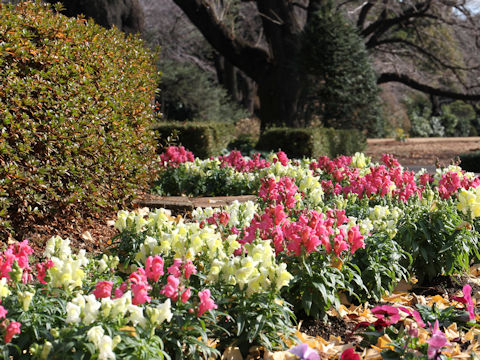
[170,0,480,133]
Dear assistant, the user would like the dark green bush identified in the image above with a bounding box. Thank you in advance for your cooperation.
[299,2,386,136]
[256,127,366,159]
[0,1,158,237]
[459,151,480,173]
[154,122,235,158]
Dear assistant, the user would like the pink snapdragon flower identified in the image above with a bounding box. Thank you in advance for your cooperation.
[145,255,164,282]
[4,321,21,343]
[36,259,54,284]
[167,259,183,278]
[160,275,180,301]
[181,288,192,303]
[197,289,217,316]
[0,306,7,319]
[183,260,197,280]
[93,281,113,299]
[160,146,194,167]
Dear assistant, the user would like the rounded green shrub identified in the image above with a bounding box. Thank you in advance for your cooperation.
[0,1,159,238]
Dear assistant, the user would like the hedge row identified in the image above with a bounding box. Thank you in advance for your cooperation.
[155,123,366,159]
[0,2,158,237]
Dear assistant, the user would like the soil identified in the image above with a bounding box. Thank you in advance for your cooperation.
[300,315,356,341]
[365,137,480,167]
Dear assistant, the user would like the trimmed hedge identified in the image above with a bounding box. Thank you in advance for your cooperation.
[154,122,236,158]
[459,151,480,173]
[256,127,366,159]
[0,2,158,237]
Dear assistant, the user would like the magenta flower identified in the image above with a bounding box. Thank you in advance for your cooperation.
[92,281,113,299]
[452,284,475,321]
[340,348,361,360]
[288,343,320,360]
[427,320,451,359]
[167,259,183,278]
[145,255,164,282]
[399,306,426,328]
[4,321,21,343]
[371,305,402,326]
[197,289,217,316]
[0,305,8,319]
[131,282,152,305]
[183,260,197,280]
[181,288,192,303]
[160,275,180,301]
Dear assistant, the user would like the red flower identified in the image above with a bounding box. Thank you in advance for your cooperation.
[4,321,21,343]
[341,348,361,360]
[371,305,401,326]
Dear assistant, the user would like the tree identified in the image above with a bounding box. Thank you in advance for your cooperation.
[171,0,480,131]
[45,0,145,34]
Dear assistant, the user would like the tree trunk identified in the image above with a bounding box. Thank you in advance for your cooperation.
[257,65,303,129]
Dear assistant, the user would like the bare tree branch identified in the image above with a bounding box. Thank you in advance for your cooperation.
[378,72,480,100]
[172,0,271,81]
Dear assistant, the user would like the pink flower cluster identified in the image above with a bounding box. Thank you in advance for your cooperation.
[258,177,298,209]
[243,204,364,257]
[0,241,32,344]
[0,240,34,283]
[218,150,271,172]
[437,171,480,199]
[91,255,216,317]
[315,153,480,202]
[160,146,195,168]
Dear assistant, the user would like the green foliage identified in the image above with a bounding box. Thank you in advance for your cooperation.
[394,200,480,284]
[213,290,295,356]
[459,151,480,173]
[256,127,366,159]
[281,252,349,320]
[300,2,385,136]
[152,161,260,197]
[157,59,247,123]
[406,96,478,137]
[0,1,158,237]
[154,122,235,158]
[349,233,411,302]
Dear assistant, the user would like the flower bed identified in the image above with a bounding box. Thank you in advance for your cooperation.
[1,147,480,359]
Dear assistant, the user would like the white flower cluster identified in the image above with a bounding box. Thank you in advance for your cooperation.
[457,187,480,218]
[207,240,293,296]
[87,325,119,360]
[191,200,258,229]
[66,291,173,329]
[367,205,403,239]
[44,236,89,290]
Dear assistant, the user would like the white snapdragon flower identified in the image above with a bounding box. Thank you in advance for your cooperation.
[0,278,10,298]
[83,294,101,325]
[65,302,82,324]
[127,304,146,328]
[87,326,104,347]
[18,290,35,311]
[147,299,173,326]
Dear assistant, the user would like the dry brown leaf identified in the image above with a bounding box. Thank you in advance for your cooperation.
[222,346,243,360]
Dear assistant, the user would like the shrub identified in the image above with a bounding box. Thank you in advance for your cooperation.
[300,1,386,136]
[0,1,158,238]
[256,127,366,159]
[459,151,480,173]
[154,122,235,158]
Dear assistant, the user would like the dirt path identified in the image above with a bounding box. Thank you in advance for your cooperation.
[365,137,480,167]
